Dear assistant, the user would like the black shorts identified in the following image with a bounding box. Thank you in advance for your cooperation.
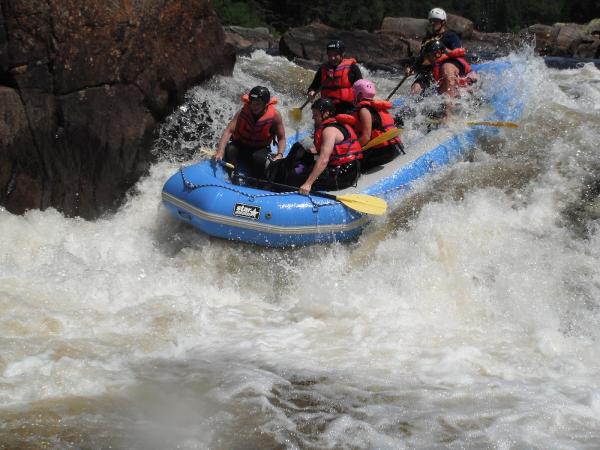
[313,160,361,191]
[225,141,271,178]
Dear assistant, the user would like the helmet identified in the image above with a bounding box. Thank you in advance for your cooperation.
[353,79,376,101]
[428,8,447,21]
[326,39,345,54]
[311,98,336,115]
[248,85,270,103]
[422,39,446,55]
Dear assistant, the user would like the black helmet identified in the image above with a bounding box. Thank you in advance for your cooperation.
[326,39,345,54]
[422,39,446,55]
[248,85,270,103]
[311,98,336,115]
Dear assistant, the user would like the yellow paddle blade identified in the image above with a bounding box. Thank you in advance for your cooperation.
[198,147,216,158]
[334,193,388,215]
[289,107,303,123]
[466,121,519,128]
[362,127,403,151]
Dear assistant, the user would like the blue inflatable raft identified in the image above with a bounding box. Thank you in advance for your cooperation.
[162,61,523,247]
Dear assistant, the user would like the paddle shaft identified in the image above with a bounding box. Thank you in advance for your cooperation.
[427,119,519,128]
[220,163,337,200]
[386,74,410,101]
[466,120,519,128]
[297,98,310,111]
[295,85,323,111]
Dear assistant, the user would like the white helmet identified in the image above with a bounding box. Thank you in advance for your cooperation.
[428,8,447,21]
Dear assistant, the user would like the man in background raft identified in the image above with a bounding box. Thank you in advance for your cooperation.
[421,39,477,100]
[307,40,362,114]
[406,8,462,97]
[352,79,404,171]
[215,86,286,178]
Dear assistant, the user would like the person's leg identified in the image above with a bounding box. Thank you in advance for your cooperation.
[313,162,360,191]
[224,141,241,166]
[250,147,271,178]
[225,142,254,184]
[410,72,432,97]
[439,62,460,98]
[410,81,424,96]
[361,145,401,172]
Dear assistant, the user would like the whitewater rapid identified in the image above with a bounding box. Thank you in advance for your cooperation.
[1,49,600,449]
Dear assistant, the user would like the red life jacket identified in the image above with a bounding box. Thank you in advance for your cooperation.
[232,95,279,148]
[432,48,474,87]
[320,58,357,105]
[354,100,402,149]
[314,114,363,167]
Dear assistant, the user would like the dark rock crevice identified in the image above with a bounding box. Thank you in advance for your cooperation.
[55,81,120,98]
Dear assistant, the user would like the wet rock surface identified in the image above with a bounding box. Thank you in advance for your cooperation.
[0,0,235,218]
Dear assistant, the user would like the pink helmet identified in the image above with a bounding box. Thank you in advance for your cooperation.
[353,79,376,102]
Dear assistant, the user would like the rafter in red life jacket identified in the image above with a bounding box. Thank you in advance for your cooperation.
[320,58,357,105]
[432,48,475,87]
[354,100,402,150]
[232,95,279,148]
[314,114,363,166]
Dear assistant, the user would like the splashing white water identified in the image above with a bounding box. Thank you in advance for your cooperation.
[1,49,600,449]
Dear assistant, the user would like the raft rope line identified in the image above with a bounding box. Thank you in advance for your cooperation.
[178,166,334,210]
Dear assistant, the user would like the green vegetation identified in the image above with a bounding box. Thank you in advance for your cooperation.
[213,0,599,32]
[213,0,268,29]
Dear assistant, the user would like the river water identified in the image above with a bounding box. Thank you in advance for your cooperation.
[1,49,600,449]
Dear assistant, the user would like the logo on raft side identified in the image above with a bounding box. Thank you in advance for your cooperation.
[233,203,261,220]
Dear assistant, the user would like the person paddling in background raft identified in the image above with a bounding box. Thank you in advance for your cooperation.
[421,39,478,109]
[406,8,463,97]
[306,40,362,115]
[214,86,286,178]
[352,79,404,172]
[297,98,363,195]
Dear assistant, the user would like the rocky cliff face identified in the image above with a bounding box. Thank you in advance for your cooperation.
[0,0,235,218]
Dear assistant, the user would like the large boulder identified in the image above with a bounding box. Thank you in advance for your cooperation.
[0,0,235,219]
[280,23,410,71]
[446,14,474,40]
[554,23,586,55]
[224,26,277,54]
[525,20,600,58]
[380,17,429,40]
[0,7,8,72]
[380,14,474,41]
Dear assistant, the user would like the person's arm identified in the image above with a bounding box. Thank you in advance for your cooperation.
[299,127,339,195]
[214,111,240,160]
[443,31,462,50]
[307,67,323,100]
[272,111,286,160]
[348,63,362,84]
[357,107,372,146]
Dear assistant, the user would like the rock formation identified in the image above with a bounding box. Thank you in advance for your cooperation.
[0,0,235,218]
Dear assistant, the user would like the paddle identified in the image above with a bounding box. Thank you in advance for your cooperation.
[466,121,519,128]
[386,74,410,101]
[428,118,519,129]
[289,98,311,123]
[289,86,323,123]
[362,127,403,151]
[219,161,387,215]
